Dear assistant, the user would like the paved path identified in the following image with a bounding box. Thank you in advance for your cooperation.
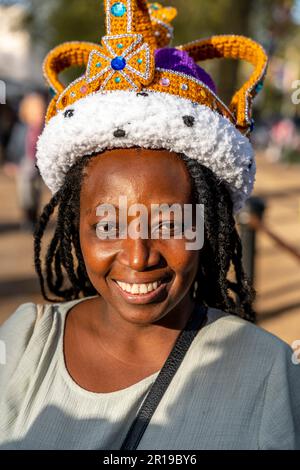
[254,154,300,345]
[0,171,51,324]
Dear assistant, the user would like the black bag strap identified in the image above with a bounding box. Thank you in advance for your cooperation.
[120,304,208,450]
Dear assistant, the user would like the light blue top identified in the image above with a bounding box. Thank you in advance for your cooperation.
[0,296,299,450]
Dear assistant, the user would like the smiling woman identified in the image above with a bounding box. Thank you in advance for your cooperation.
[28,145,257,398]
[79,149,198,320]
[1,0,300,452]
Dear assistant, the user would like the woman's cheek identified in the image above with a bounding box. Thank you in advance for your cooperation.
[80,227,118,275]
[159,239,200,273]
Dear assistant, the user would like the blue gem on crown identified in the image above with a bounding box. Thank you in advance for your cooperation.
[111,56,126,71]
[255,82,264,93]
[111,2,127,17]
[49,87,56,98]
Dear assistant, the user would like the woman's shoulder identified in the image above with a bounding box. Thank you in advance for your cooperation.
[0,302,38,392]
[0,297,93,390]
[0,295,95,332]
[203,307,300,449]
[0,298,76,337]
[205,306,295,362]
[0,302,39,374]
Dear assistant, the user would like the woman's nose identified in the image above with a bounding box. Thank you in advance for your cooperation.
[118,238,161,271]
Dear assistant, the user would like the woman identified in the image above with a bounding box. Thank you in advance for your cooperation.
[0,0,299,450]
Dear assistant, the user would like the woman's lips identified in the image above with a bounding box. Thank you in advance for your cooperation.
[112,278,171,304]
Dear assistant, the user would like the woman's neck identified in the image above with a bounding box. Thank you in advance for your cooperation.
[79,294,196,366]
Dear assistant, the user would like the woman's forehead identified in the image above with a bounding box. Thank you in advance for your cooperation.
[81,148,193,207]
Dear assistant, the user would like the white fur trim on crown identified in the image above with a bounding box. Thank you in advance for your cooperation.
[36,90,255,213]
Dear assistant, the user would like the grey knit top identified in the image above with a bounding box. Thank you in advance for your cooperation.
[0,296,299,450]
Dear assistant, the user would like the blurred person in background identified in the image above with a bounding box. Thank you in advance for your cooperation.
[0,104,17,168]
[266,117,298,162]
[5,91,46,231]
[17,92,46,230]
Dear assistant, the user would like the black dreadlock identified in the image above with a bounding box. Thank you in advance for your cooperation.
[34,152,256,322]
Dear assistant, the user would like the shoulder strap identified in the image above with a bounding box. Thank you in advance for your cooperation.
[120,304,208,450]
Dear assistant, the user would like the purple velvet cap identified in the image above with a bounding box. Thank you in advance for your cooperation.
[155,48,217,94]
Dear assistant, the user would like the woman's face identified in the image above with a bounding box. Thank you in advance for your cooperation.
[79,148,200,325]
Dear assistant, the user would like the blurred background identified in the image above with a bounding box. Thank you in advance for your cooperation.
[0,0,299,346]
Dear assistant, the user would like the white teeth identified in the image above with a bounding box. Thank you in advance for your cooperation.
[140,284,148,294]
[131,284,139,294]
[116,280,162,295]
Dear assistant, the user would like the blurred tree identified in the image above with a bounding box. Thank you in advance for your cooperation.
[27,0,104,47]
[173,0,253,104]
[26,0,298,112]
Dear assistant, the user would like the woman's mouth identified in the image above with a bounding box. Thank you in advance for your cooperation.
[112,278,171,304]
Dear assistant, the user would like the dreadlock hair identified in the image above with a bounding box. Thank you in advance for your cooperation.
[34,151,256,323]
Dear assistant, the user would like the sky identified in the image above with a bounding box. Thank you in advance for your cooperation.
[292,0,300,23]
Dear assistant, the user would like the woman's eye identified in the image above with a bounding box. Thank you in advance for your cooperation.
[95,222,118,239]
[152,221,184,237]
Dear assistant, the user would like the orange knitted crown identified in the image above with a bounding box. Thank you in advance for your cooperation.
[43,0,268,135]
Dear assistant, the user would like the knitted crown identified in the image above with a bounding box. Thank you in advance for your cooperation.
[37,0,268,213]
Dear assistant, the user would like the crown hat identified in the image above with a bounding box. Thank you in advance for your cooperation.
[37,0,268,213]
